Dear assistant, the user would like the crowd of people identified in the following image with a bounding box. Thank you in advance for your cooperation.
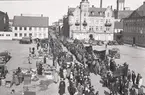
[52,37,145,95]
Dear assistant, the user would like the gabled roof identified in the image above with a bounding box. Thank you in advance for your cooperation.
[68,6,106,17]
[135,3,145,16]
[118,10,133,19]
[118,0,125,3]
[88,7,106,17]
[13,15,49,27]
[114,21,123,29]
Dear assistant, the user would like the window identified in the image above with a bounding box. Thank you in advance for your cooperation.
[19,33,22,37]
[15,27,17,30]
[24,27,27,30]
[96,26,98,30]
[6,34,10,36]
[15,33,17,37]
[84,26,86,29]
[20,27,22,30]
[29,33,32,37]
[0,34,4,36]
[24,33,27,37]
[89,27,91,31]
[39,33,42,37]
[29,27,32,31]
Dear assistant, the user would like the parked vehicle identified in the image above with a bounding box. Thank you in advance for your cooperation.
[0,51,11,63]
[19,37,32,44]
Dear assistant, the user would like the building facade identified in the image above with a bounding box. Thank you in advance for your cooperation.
[123,2,145,47]
[0,32,12,40]
[12,14,49,40]
[65,0,114,41]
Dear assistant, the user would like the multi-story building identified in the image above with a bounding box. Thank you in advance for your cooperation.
[123,2,145,47]
[12,14,49,39]
[113,0,133,42]
[63,0,115,41]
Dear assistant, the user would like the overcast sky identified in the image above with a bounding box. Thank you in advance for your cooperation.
[0,0,144,25]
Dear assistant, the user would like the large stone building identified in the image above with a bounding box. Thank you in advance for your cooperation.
[123,2,145,47]
[12,14,49,39]
[63,0,115,41]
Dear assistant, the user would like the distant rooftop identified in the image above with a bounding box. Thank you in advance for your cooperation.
[13,14,49,27]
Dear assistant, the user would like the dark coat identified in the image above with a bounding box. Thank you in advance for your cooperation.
[59,81,65,94]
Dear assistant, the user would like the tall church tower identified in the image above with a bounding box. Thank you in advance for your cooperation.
[117,0,125,11]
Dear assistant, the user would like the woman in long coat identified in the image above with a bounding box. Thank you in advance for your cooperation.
[59,79,66,95]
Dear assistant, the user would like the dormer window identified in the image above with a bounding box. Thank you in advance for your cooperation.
[98,12,102,15]
[75,20,80,26]
[90,11,94,15]
[83,20,87,26]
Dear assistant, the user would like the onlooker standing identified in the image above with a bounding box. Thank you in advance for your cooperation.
[59,79,66,95]
[132,71,136,85]
[136,73,140,87]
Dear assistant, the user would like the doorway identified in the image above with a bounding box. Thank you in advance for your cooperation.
[133,37,136,45]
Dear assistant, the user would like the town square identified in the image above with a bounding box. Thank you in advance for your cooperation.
[0,0,145,95]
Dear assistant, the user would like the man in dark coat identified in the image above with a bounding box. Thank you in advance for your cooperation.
[59,67,64,79]
[136,73,140,87]
[132,71,136,85]
[59,79,66,95]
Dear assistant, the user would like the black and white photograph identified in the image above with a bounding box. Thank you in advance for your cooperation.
[0,0,145,95]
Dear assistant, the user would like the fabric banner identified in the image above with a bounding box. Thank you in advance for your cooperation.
[93,50,106,60]
[113,65,128,77]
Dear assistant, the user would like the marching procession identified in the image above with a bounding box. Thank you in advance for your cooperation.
[47,31,145,95]
[0,31,144,95]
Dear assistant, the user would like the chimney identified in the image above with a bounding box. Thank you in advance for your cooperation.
[92,5,94,7]
[21,14,22,16]
[100,0,102,8]
[41,14,43,17]
[111,6,112,9]
[144,1,145,4]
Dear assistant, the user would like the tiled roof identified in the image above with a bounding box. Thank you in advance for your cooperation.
[114,21,123,29]
[135,3,145,16]
[118,10,133,19]
[88,7,106,17]
[13,15,49,27]
[118,0,125,3]
[68,7,106,17]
